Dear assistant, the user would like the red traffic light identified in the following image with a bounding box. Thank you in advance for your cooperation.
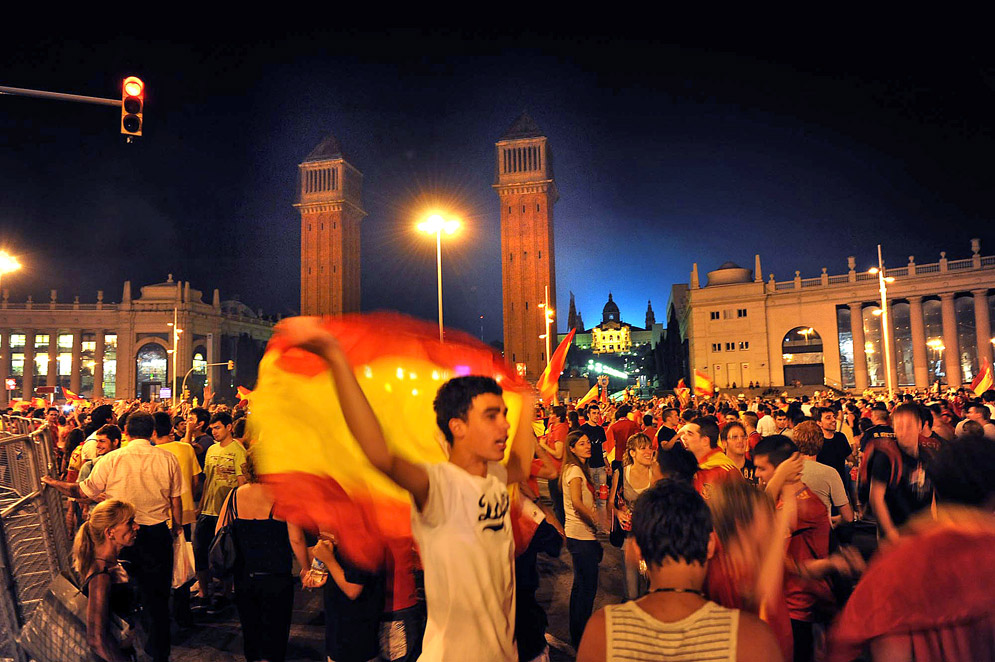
[121,75,144,137]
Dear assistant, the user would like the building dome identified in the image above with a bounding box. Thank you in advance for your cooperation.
[221,299,258,318]
[602,292,620,323]
[706,261,753,286]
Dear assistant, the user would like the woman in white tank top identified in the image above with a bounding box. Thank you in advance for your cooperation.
[575,480,784,662]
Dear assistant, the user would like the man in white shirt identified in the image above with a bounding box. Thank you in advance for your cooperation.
[756,407,777,437]
[279,317,534,662]
[44,411,181,662]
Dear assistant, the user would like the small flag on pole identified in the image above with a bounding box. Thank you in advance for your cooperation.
[576,383,599,408]
[536,328,576,405]
[675,378,691,408]
[971,363,993,397]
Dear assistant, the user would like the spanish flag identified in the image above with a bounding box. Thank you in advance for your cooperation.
[536,328,575,405]
[248,313,530,571]
[63,388,83,402]
[675,378,691,408]
[693,369,714,398]
[971,363,993,397]
[576,383,599,408]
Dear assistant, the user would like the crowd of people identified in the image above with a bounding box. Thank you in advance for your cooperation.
[4,319,995,662]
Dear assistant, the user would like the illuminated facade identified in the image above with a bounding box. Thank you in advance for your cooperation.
[0,276,273,404]
[494,113,559,379]
[682,239,995,389]
[296,134,365,316]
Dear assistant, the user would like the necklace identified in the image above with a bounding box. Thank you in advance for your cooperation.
[651,587,704,597]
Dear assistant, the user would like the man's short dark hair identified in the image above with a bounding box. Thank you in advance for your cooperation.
[680,409,696,423]
[551,405,566,421]
[190,407,210,430]
[616,405,631,418]
[774,409,788,419]
[661,408,677,421]
[692,416,720,449]
[643,413,654,426]
[983,390,995,404]
[210,411,233,427]
[96,424,122,444]
[632,479,713,567]
[752,435,797,467]
[125,412,155,440]
[152,411,173,439]
[233,418,247,439]
[433,376,503,444]
[967,402,991,421]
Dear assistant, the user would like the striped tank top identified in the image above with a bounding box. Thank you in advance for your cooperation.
[605,599,739,661]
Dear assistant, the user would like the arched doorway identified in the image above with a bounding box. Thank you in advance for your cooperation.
[782,327,824,386]
[136,342,168,401]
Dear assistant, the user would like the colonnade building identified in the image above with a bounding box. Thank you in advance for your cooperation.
[0,276,273,404]
[683,239,995,390]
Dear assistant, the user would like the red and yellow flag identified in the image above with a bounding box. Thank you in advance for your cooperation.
[248,313,530,571]
[693,369,714,398]
[536,328,575,404]
[575,383,599,408]
[971,363,993,397]
[675,378,691,408]
[63,388,82,401]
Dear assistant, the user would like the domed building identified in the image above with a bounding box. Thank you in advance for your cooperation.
[679,241,995,391]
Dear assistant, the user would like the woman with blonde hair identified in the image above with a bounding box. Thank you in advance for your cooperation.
[608,432,656,599]
[73,498,139,662]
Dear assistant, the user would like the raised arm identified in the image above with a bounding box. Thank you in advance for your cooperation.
[506,391,537,485]
[276,317,430,510]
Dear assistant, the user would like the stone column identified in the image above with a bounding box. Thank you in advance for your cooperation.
[70,330,83,393]
[46,331,58,386]
[973,289,992,371]
[908,296,929,388]
[885,301,900,390]
[93,331,105,399]
[23,330,35,399]
[0,330,8,406]
[849,303,869,391]
[940,293,962,386]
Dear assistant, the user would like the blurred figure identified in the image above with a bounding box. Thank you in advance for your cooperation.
[830,435,995,661]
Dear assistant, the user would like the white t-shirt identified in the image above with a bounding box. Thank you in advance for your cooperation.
[562,464,596,541]
[411,461,516,662]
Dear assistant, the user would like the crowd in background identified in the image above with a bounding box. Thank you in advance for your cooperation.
[4,376,995,661]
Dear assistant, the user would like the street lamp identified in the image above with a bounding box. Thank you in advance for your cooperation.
[167,308,182,405]
[537,285,554,364]
[0,250,22,299]
[868,244,896,396]
[417,214,460,342]
[181,360,234,404]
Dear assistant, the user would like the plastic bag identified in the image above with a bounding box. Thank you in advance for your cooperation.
[172,529,196,589]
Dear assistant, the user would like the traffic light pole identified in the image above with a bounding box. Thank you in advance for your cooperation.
[181,362,235,403]
[0,85,121,107]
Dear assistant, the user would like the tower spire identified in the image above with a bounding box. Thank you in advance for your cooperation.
[567,291,578,331]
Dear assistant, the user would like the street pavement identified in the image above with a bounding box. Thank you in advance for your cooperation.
[173,528,626,662]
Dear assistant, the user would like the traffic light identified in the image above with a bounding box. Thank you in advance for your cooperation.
[227,360,235,371]
[121,76,144,137]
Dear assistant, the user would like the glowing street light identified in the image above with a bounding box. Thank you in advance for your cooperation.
[167,308,183,405]
[417,213,460,342]
[0,250,22,299]
[869,245,896,396]
[537,285,555,366]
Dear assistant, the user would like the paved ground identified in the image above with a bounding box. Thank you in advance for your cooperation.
[173,524,626,661]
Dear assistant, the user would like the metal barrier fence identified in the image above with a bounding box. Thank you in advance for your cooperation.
[0,417,71,662]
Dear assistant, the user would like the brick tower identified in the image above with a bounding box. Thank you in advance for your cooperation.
[295,134,365,316]
[493,113,559,378]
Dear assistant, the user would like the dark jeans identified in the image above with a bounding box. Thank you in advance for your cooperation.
[120,521,173,662]
[234,572,294,662]
[548,479,565,525]
[566,538,602,647]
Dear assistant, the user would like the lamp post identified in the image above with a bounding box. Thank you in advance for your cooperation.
[417,214,460,342]
[869,245,896,396]
[181,360,234,403]
[0,250,22,300]
[167,308,182,405]
[537,285,554,364]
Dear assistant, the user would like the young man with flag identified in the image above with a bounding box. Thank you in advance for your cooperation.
[276,316,535,662]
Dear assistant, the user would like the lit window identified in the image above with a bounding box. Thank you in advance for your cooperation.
[10,334,25,348]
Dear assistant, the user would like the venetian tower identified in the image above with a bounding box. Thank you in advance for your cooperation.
[493,113,559,378]
[295,134,366,316]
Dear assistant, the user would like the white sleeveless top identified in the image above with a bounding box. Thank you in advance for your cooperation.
[605,600,739,661]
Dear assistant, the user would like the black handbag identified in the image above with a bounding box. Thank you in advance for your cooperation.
[208,489,239,578]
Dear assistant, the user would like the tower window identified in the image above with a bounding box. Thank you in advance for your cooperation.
[522,205,526,213]
[525,301,529,311]
[509,253,513,262]
[508,206,512,214]
[333,265,337,273]
[321,222,324,231]
[524,251,528,259]
[308,267,312,274]
[308,223,311,231]
[538,251,541,259]
[537,203,540,212]
[333,222,337,229]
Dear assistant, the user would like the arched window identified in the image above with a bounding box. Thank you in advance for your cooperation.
[782,327,824,386]
[136,343,168,400]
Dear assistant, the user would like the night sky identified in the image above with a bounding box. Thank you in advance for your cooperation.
[2,27,993,343]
